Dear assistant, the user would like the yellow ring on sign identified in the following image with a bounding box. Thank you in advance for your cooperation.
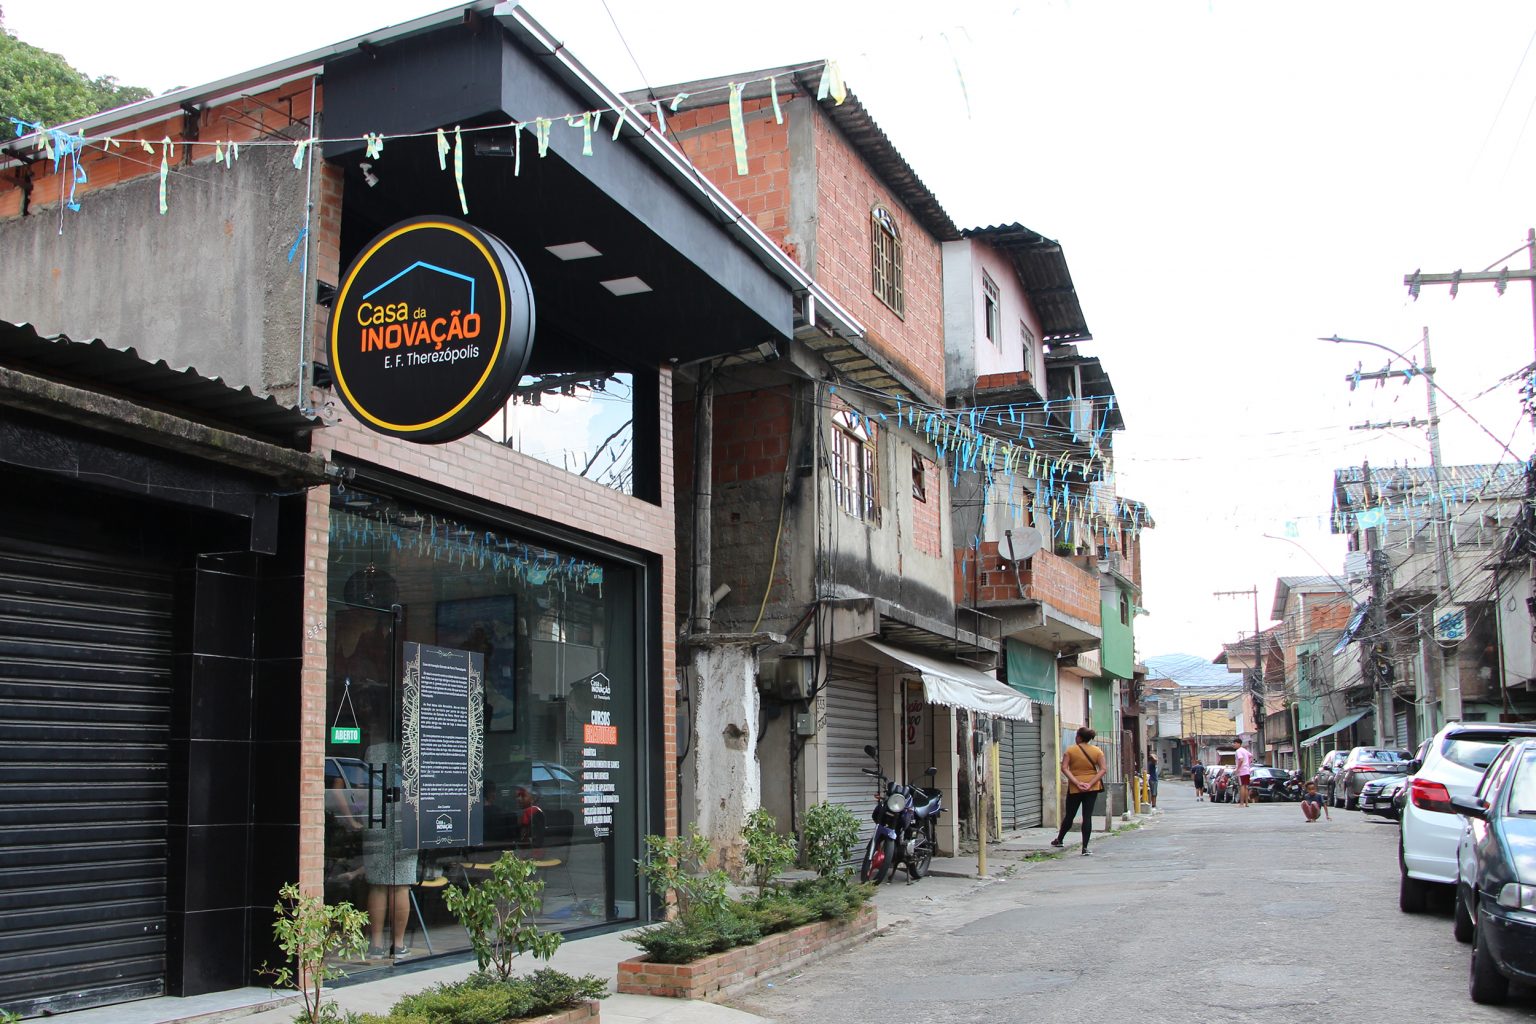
[329,219,510,435]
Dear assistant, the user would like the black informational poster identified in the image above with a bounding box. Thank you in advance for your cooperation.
[401,642,484,850]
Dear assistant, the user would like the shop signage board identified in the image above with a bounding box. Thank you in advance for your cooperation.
[329,725,361,745]
[581,671,619,836]
[400,642,485,849]
[330,217,536,444]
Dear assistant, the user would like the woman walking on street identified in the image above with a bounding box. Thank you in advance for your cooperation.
[1051,726,1107,855]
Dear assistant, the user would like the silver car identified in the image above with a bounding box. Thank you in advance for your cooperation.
[1359,773,1409,819]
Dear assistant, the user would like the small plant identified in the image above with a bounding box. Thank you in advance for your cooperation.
[442,852,561,980]
[636,825,728,918]
[348,969,606,1024]
[259,883,368,1024]
[0,1009,21,1024]
[1023,850,1064,862]
[742,808,796,894]
[801,801,860,877]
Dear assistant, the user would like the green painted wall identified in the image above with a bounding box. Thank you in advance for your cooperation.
[1090,678,1114,736]
[1295,641,1324,731]
[1100,584,1135,680]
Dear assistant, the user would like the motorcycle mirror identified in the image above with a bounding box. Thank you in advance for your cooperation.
[925,766,938,776]
[864,744,878,757]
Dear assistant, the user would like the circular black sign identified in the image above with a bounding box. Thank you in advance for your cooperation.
[330,217,535,444]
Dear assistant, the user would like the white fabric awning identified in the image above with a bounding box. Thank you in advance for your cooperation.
[865,639,1033,721]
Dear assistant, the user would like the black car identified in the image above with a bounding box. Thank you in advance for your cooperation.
[1452,738,1536,1004]
[1248,765,1300,802]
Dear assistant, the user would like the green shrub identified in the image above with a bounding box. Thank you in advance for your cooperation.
[800,802,860,877]
[625,904,763,965]
[635,826,728,918]
[788,874,874,921]
[259,883,368,1024]
[741,808,796,894]
[368,970,606,1024]
[441,853,560,980]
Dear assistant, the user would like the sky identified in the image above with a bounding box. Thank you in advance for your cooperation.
[8,0,1536,663]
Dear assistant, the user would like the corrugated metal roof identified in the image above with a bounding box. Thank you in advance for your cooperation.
[962,223,1091,343]
[630,62,961,245]
[0,320,319,443]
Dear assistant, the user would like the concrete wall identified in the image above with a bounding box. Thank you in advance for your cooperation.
[941,241,976,393]
[0,81,316,405]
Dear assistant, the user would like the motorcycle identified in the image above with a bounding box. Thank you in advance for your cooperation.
[856,744,942,885]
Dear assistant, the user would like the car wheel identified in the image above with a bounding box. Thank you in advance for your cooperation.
[1327,785,1338,807]
[1399,841,1428,914]
[1345,794,1357,811]
[1453,886,1475,944]
[1469,912,1510,1005]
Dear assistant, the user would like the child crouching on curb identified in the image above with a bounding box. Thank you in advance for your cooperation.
[1301,781,1330,822]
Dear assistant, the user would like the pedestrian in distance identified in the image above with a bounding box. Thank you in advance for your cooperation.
[1051,726,1107,856]
[1300,781,1330,822]
[1234,738,1254,807]
[1147,752,1159,809]
[1192,760,1206,801]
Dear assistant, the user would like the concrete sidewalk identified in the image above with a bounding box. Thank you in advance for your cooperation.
[926,802,1161,879]
[49,812,1163,1024]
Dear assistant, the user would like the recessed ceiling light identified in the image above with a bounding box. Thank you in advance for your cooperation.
[600,276,653,297]
[545,241,602,261]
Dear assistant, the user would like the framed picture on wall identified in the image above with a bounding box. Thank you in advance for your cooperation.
[436,595,517,732]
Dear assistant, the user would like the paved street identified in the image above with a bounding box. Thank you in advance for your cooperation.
[731,784,1533,1023]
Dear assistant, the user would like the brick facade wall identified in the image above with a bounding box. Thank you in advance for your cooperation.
[955,541,1102,627]
[661,92,945,402]
[811,114,945,401]
[911,455,942,557]
[667,98,796,261]
[0,79,320,221]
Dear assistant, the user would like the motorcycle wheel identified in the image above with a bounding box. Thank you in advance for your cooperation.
[858,836,882,884]
[873,837,896,884]
[908,825,934,880]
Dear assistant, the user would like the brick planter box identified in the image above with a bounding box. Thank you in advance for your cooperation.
[525,1000,600,1024]
[617,906,878,1001]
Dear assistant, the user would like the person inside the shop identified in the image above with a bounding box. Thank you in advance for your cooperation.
[514,785,547,854]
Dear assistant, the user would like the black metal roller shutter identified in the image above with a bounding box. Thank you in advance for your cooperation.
[0,539,174,1016]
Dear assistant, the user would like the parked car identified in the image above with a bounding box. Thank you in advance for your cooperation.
[1360,774,1410,819]
[1452,739,1536,1004]
[1209,766,1234,803]
[325,755,372,828]
[1335,747,1413,810]
[1314,749,1351,805]
[1249,765,1301,802]
[1400,721,1536,913]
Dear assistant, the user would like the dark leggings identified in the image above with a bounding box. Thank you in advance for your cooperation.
[1056,790,1099,849]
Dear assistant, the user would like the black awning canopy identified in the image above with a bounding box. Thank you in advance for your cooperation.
[320,21,795,374]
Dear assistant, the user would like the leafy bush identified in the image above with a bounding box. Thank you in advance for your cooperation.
[801,802,860,877]
[635,826,728,918]
[625,871,875,964]
[626,904,763,965]
[742,808,796,894]
[441,853,561,980]
[259,883,368,1024]
[349,970,606,1024]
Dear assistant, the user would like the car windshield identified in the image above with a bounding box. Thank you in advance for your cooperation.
[1506,751,1536,815]
[1443,733,1536,771]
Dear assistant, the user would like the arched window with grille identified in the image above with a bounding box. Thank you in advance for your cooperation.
[870,205,904,316]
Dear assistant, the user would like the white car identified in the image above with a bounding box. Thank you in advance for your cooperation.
[1400,722,1536,913]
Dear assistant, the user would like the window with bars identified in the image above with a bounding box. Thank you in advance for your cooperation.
[831,410,879,523]
[983,273,1001,344]
[871,206,904,316]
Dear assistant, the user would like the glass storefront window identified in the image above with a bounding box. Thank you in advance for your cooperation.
[324,485,640,970]
[477,373,635,496]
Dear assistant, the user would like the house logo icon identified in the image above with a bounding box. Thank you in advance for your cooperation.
[435,813,454,833]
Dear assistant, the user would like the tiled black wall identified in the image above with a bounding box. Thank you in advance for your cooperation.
[165,496,303,996]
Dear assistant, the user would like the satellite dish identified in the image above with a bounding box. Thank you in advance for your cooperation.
[1009,527,1044,560]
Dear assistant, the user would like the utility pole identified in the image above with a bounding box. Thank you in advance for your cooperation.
[1215,587,1263,758]
[1357,462,1397,747]
[1406,231,1536,728]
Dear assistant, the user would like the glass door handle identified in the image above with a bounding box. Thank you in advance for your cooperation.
[367,761,389,827]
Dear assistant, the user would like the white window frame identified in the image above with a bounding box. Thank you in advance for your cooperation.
[983,272,1001,345]
[831,410,879,523]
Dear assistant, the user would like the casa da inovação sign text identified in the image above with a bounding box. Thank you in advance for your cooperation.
[330,217,535,444]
